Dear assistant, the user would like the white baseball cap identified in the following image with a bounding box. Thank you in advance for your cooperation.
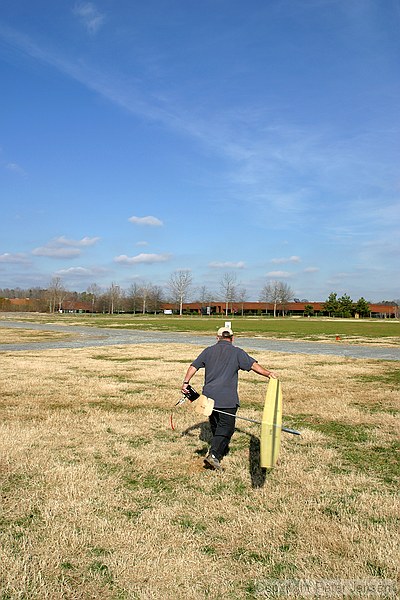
[217,326,234,337]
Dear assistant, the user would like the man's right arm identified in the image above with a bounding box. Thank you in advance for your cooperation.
[181,364,198,393]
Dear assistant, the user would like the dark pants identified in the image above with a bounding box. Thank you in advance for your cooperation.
[209,406,238,460]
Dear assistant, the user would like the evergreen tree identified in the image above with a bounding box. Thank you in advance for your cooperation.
[304,304,314,317]
[338,293,354,317]
[355,297,370,318]
[323,292,339,316]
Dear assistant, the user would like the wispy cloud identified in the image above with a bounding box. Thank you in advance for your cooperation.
[114,253,171,264]
[304,266,319,273]
[5,162,27,176]
[1,20,396,227]
[209,261,245,269]
[271,256,301,264]
[2,21,310,221]
[0,24,273,179]
[73,2,105,35]
[0,21,383,230]
[31,236,100,258]
[54,236,100,247]
[32,246,81,258]
[266,271,292,278]
[128,216,163,227]
[0,252,30,264]
[56,266,93,276]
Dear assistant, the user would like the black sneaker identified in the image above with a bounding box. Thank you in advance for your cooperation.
[204,453,222,471]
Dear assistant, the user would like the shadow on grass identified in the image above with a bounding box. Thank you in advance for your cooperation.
[181,421,267,489]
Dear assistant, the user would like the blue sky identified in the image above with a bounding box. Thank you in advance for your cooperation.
[1,0,399,302]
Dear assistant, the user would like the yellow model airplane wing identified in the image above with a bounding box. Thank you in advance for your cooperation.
[260,378,282,469]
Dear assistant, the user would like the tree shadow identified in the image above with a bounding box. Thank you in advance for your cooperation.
[181,421,268,488]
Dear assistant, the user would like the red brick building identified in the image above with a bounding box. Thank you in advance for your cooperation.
[1,297,398,318]
[161,301,399,318]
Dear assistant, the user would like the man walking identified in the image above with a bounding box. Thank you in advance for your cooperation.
[181,326,277,470]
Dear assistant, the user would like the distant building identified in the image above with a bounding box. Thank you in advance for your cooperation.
[160,301,399,318]
[59,301,92,313]
[1,297,398,318]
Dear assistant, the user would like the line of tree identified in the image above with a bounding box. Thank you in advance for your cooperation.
[0,276,398,316]
[322,292,371,318]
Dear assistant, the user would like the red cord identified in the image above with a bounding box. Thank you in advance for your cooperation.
[170,413,175,430]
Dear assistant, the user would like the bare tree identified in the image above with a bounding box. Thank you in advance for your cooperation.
[236,286,248,316]
[260,281,278,317]
[127,282,142,314]
[260,280,293,317]
[196,285,214,315]
[47,277,67,312]
[107,282,121,315]
[278,282,294,315]
[148,285,164,314]
[87,283,101,314]
[219,272,237,316]
[168,270,193,316]
[139,282,153,314]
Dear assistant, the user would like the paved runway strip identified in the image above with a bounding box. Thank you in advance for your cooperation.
[0,320,399,360]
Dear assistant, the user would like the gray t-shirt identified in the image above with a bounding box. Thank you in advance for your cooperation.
[191,340,256,408]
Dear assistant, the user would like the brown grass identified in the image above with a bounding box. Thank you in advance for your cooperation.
[0,328,75,344]
[0,342,399,599]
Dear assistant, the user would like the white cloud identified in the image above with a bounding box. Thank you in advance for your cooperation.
[73,2,105,35]
[266,271,292,278]
[326,272,353,287]
[136,241,149,246]
[209,261,245,269]
[55,267,92,276]
[304,266,320,273]
[32,246,81,258]
[54,236,100,247]
[0,252,30,264]
[114,253,171,264]
[31,235,100,258]
[271,256,301,264]
[128,216,163,227]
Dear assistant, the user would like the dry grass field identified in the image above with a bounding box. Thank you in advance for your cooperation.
[0,328,75,345]
[0,331,399,598]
